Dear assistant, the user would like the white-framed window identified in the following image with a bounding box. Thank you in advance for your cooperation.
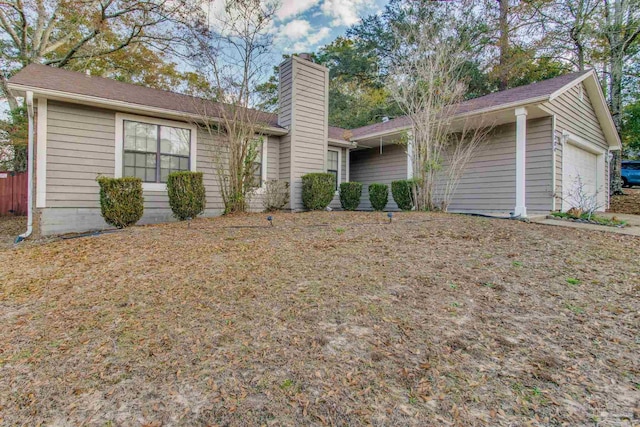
[327,147,341,193]
[115,113,197,191]
[251,135,268,193]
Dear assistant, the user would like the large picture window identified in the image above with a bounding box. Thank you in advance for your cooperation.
[123,120,191,183]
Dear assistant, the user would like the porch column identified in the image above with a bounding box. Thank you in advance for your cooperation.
[514,107,527,217]
[346,148,350,182]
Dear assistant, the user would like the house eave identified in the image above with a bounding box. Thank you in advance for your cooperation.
[328,138,357,148]
[7,83,289,136]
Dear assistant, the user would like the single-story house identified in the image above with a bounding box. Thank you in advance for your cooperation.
[8,55,621,236]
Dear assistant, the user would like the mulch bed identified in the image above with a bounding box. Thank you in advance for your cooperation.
[0,212,639,426]
[609,189,640,215]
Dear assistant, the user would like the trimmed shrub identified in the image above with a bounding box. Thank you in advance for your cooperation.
[97,176,144,228]
[263,179,290,211]
[369,183,388,211]
[339,182,362,211]
[392,179,414,211]
[167,171,206,220]
[302,173,335,210]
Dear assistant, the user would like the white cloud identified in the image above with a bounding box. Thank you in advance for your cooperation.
[276,0,322,20]
[280,19,312,39]
[321,0,372,27]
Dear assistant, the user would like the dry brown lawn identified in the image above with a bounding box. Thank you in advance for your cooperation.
[0,216,25,248]
[0,212,639,426]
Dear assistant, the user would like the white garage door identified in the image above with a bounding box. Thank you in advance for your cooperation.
[563,142,598,211]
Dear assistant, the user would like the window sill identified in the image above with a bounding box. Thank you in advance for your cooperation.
[143,183,167,192]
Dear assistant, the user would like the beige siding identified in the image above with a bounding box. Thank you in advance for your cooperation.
[447,117,554,212]
[350,144,407,211]
[40,101,280,234]
[278,60,292,195]
[289,58,329,210]
[46,101,116,208]
[544,83,609,208]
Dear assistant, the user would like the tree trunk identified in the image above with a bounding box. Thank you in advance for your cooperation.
[0,74,19,111]
[498,0,509,91]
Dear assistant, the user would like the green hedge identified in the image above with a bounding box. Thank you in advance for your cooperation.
[369,183,388,211]
[391,179,414,211]
[97,176,144,228]
[339,182,362,211]
[302,173,335,210]
[167,171,206,220]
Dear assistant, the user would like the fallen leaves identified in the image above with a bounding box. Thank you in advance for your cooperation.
[0,211,639,426]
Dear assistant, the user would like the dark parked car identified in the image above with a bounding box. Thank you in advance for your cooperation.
[621,160,640,187]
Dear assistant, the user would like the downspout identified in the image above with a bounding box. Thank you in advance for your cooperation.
[15,91,34,243]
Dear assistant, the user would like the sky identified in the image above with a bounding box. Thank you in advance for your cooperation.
[273,0,387,53]
[207,0,388,55]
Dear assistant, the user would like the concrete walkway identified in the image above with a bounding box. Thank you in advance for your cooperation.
[530,212,640,237]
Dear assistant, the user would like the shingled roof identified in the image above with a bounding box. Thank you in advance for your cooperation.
[9,63,282,129]
[346,70,592,140]
[10,65,598,143]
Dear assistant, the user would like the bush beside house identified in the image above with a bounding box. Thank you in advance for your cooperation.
[392,180,414,211]
[167,171,206,220]
[302,173,335,210]
[339,182,362,211]
[97,176,144,228]
[263,180,290,211]
[369,183,388,211]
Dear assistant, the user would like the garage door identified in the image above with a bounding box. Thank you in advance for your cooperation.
[563,142,598,211]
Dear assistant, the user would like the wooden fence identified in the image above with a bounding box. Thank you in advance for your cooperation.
[0,171,27,216]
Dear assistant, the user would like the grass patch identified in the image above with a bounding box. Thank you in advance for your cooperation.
[550,211,627,227]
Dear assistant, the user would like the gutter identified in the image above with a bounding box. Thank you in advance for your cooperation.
[15,91,34,243]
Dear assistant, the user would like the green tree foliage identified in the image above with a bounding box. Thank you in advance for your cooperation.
[0,107,28,171]
[622,100,640,158]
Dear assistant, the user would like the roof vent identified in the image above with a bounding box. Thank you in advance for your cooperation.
[298,53,313,62]
[382,116,389,123]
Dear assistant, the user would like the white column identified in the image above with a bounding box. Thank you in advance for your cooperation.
[345,148,350,182]
[407,130,414,179]
[514,107,527,217]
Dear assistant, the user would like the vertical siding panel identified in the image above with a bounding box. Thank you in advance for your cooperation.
[350,144,407,210]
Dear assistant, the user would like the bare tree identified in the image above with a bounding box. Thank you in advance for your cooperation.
[0,0,203,109]
[386,15,492,211]
[192,0,277,214]
[534,0,600,71]
[598,0,640,194]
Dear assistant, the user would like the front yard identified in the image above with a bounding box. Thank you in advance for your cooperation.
[0,212,638,426]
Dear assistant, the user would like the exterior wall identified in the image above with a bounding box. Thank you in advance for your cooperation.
[544,83,610,209]
[278,57,329,210]
[350,144,407,211]
[278,59,293,197]
[328,146,348,210]
[447,117,554,212]
[39,101,280,235]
